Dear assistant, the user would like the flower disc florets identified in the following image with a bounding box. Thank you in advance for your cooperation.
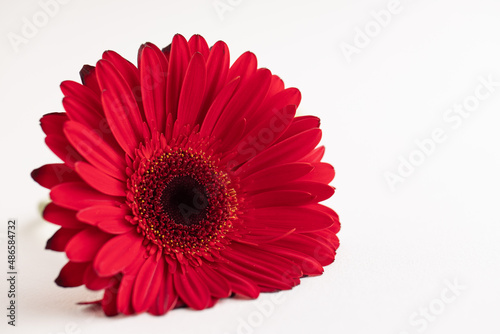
[128,142,238,261]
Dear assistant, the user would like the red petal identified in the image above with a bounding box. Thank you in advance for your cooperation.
[94,231,144,277]
[79,65,100,94]
[75,162,126,197]
[50,182,122,211]
[302,146,325,163]
[188,34,209,59]
[102,50,143,116]
[162,43,171,60]
[66,227,112,262]
[233,226,296,244]
[173,266,210,310]
[62,96,104,131]
[98,219,133,234]
[243,206,334,232]
[138,43,168,134]
[240,162,313,191]
[77,300,101,306]
[77,205,129,226]
[211,68,271,140]
[176,52,207,129]
[117,275,135,315]
[31,163,81,189]
[43,203,86,229]
[223,104,296,165]
[84,265,112,290]
[221,246,298,290]
[198,41,229,123]
[133,256,164,313]
[270,181,335,202]
[304,204,340,233]
[41,113,85,169]
[46,227,81,251]
[259,243,324,276]
[229,242,301,278]
[102,277,120,316]
[248,87,301,131]
[102,51,140,88]
[55,261,88,287]
[165,34,190,120]
[151,270,178,315]
[237,128,322,176]
[45,134,84,168]
[213,264,260,298]
[63,121,127,181]
[267,75,284,97]
[311,226,340,249]
[199,77,240,137]
[62,96,122,154]
[97,60,145,157]
[62,96,100,124]
[276,115,320,143]
[227,51,257,84]
[272,233,337,267]
[123,255,144,275]
[246,190,315,208]
[60,81,102,115]
[298,162,335,184]
[40,113,68,136]
[217,116,246,153]
[195,265,231,299]
[303,231,339,265]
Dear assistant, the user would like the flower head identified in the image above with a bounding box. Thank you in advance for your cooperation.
[32,34,340,316]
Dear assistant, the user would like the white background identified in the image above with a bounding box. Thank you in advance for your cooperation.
[1,0,499,333]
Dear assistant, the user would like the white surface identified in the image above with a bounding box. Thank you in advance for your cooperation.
[1,0,499,333]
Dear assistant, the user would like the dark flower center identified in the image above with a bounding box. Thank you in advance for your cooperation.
[159,176,209,226]
[127,145,238,259]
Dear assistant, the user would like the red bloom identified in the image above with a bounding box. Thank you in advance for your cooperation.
[31,34,340,316]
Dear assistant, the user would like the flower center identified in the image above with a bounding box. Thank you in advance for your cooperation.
[127,145,238,259]
[158,175,209,227]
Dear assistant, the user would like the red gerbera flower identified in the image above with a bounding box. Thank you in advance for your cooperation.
[31,34,340,316]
